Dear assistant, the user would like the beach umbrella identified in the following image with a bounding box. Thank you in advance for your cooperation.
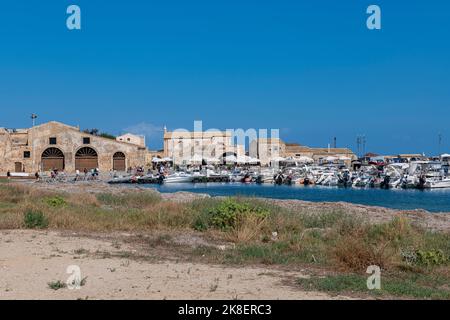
[325,156,338,162]
[236,156,248,164]
[238,155,256,164]
[248,157,260,164]
[205,157,221,164]
[188,154,203,163]
[224,155,237,163]
[270,156,286,162]
[162,157,173,162]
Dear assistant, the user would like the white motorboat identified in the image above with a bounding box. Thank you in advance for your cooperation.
[163,172,194,183]
[424,177,450,189]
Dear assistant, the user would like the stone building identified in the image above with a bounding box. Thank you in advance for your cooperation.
[116,133,146,148]
[254,139,356,166]
[284,143,356,165]
[163,127,244,165]
[0,121,147,174]
[251,138,285,165]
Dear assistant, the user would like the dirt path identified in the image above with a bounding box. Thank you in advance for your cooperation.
[0,230,351,300]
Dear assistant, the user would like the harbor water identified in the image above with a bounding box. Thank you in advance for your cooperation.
[144,183,450,213]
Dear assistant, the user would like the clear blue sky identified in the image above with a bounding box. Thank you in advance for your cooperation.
[1,1,449,155]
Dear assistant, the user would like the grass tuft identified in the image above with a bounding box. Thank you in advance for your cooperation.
[24,210,48,229]
[47,280,67,291]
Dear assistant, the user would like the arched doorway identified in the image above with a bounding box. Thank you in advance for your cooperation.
[75,147,98,171]
[41,148,65,171]
[113,152,126,171]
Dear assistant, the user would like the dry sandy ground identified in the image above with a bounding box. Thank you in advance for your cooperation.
[0,230,351,300]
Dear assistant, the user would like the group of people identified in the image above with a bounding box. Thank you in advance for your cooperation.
[75,168,100,181]
[124,164,171,177]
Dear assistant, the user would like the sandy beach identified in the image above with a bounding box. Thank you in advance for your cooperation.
[0,229,351,300]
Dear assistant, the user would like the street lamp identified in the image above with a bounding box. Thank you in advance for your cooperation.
[31,114,37,127]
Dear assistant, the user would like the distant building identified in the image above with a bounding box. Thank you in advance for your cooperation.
[361,153,385,163]
[0,121,147,174]
[254,140,356,166]
[284,142,356,165]
[146,149,165,164]
[383,154,427,163]
[163,127,244,165]
[116,133,146,148]
[252,138,285,165]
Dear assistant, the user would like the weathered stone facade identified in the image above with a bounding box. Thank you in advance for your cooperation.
[163,128,245,165]
[0,121,147,174]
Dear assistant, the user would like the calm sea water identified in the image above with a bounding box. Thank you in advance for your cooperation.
[144,183,450,213]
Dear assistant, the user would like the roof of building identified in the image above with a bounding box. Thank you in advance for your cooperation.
[310,148,355,155]
[164,130,232,139]
[29,121,147,149]
[364,152,379,157]
[284,142,302,147]
[117,133,145,138]
[258,138,284,144]
[397,154,425,158]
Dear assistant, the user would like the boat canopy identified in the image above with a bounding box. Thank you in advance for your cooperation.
[247,157,260,164]
[224,155,237,163]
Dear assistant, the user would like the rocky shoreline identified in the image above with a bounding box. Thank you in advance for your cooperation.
[19,180,450,233]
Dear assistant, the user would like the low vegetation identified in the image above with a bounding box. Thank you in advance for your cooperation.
[297,271,450,299]
[24,209,49,229]
[47,280,67,291]
[0,183,449,299]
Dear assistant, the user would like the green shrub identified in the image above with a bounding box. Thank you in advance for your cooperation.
[206,198,270,230]
[416,250,448,266]
[24,210,48,229]
[45,196,67,207]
